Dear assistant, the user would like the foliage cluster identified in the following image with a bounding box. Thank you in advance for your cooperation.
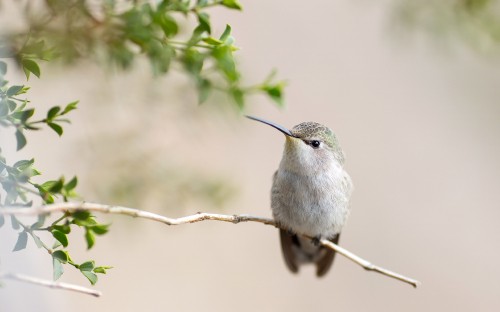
[0,0,284,286]
[395,0,500,52]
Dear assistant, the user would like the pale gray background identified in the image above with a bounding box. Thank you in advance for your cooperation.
[1,0,500,311]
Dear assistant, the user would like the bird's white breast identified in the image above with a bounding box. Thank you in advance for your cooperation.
[271,162,352,238]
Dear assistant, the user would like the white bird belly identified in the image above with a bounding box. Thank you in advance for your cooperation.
[271,166,352,238]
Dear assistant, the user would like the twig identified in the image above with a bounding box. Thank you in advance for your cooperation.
[0,272,102,297]
[318,239,420,287]
[0,202,421,288]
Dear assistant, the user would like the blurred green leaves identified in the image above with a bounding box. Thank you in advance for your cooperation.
[21,59,41,79]
[3,0,285,108]
[12,231,28,251]
[222,0,243,11]
[394,0,500,53]
[1,0,284,108]
[0,0,286,288]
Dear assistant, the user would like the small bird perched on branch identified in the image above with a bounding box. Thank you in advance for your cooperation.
[247,116,353,277]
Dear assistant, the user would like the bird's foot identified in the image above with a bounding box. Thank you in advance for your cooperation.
[311,235,322,246]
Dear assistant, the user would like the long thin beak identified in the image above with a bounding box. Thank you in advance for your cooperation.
[246,115,296,137]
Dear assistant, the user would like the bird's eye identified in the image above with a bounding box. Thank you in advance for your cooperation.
[310,140,321,148]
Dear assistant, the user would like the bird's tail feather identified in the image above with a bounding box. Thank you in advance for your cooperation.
[279,229,339,277]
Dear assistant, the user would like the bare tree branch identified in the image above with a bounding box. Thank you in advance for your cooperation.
[0,272,102,297]
[0,202,421,288]
[318,239,420,287]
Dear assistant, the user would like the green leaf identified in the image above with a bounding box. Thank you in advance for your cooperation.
[13,159,34,170]
[109,43,134,69]
[52,224,71,234]
[65,176,78,191]
[261,83,285,106]
[158,14,178,37]
[73,217,97,227]
[33,179,60,204]
[79,260,95,271]
[30,232,44,248]
[230,87,244,109]
[6,188,19,204]
[222,0,243,10]
[212,45,239,82]
[183,49,204,75]
[53,256,64,280]
[202,37,223,45]
[7,99,17,111]
[197,12,211,34]
[42,192,55,204]
[22,59,41,79]
[17,101,27,111]
[81,271,98,285]
[197,0,209,7]
[189,24,210,45]
[13,231,28,251]
[47,106,61,120]
[72,210,91,221]
[0,100,8,117]
[12,108,35,123]
[22,40,45,55]
[197,78,211,104]
[22,167,41,179]
[219,24,232,42]
[41,179,64,193]
[90,224,109,235]
[15,130,27,151]
[11,216,20,230]
[6,85,23,97]
[48,122,63,136]
[52,230,69,247]
[61,101,78,115]
[52,240,62,249]
[52,250,69,263]
[93,266,112,274]
[23,123,41,131]
[85,229,95,249]
[147,42,174,75]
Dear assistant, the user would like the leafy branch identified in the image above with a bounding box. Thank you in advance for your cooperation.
[0,0,286,290]
[1,0,285,107]
[0,202,421,289]
[0,84,78,149]
[4,207,112,285]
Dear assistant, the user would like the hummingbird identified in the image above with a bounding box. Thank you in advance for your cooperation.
[247,116,353,277]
